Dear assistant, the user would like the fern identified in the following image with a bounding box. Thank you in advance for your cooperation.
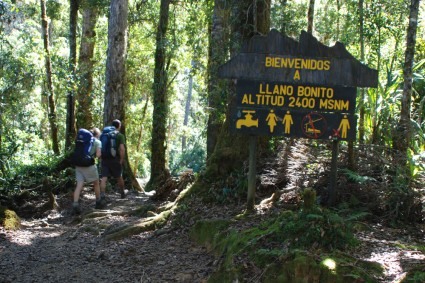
[341,168,376,184]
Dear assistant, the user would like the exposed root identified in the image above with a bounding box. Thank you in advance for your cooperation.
[103,209,173,241]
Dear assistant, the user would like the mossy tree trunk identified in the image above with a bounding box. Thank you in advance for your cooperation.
[40,0,60,155]
[207,0,231,158]
[145,0,172,192]
[203,0,270,209]
[76,2,99,129]
[392,0,420,176]
[65,0,78,150]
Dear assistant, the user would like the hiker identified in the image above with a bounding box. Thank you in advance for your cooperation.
[100,119,126,199]
[72,127,106,215]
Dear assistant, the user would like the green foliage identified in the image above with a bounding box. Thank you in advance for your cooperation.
[384,175,423,223]
[401,267,425,283]
[169,141,206,176]
[192,206,379,283]
[204,170,248,203]
[341,168,377,184]
[279,206,360,250]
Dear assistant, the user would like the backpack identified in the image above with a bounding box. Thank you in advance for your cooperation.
[100,126,118,159]
[71,128,95,167]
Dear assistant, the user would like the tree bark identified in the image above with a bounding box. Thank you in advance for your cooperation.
[393,0,420,172]
[65,0,78,149]
[358,0,365,144]
[104,0,142,191]
[77,3,99,129]
[206,0,230,158]
[203,0,271,211]
[104,0,128,126]
[40,0,60,155]
[182,62,193,151]
[145,0,172,192]
[307,0,315,34]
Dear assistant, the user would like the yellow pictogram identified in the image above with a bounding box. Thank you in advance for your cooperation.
[266,109,278,133]
[338,115,350,138]
[236,110,259,128]
[282,111,293,134]
[304,116,322,135]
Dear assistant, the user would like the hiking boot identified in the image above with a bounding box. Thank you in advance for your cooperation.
[119,188,126,199]
[100,195,112,203]
[72,203,81,215]
[95,198,107,209]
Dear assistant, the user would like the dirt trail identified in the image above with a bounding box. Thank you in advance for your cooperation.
[0,189,214,283]
[0,185,424,282]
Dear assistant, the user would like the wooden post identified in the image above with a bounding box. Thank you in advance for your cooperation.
[247,135,257,211]
[328,139,339,206]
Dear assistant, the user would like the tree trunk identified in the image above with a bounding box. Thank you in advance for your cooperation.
[145,0,171,192]
[104,0,141,191]
[358,0,365,144]
[206,0,230,158]
[307,0,315,34]
[77,4,99,129]
[182,62,193,151]
[393,0,420,172]
[40,0,60,155]
[203,0,271,211]
[133,97,149,177]
[104,0,127,126]
[65,0,78,149]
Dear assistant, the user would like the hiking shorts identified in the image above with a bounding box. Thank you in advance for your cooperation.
[101,158,123,178]
[75,165,99,183]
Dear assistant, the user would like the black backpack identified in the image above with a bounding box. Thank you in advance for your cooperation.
[71,129,95,167]
[100,126,118,159]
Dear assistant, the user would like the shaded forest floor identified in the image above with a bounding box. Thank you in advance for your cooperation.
[0,140,424,282]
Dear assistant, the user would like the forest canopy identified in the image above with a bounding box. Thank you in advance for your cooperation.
[0,0,423,198]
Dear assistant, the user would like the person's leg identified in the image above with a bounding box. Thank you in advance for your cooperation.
[100,176,108,199]
[117,176,126,198]
[73,180,84,214]
[73,181,84,202]
[94,179,107,209]
[93,179,100,200]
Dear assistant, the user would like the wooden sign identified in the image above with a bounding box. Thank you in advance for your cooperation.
[230,107,357,141]
[219,30,378,88]
[237,80,357,114]
[219,30,378,141]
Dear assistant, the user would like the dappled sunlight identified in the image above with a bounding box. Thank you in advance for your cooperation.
[3,220,65,247]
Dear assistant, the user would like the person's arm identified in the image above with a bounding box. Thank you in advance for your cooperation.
[119,143,125,164]
[96,146,101,159]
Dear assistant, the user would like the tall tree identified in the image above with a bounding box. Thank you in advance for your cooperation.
[207,0,230,157]
[358,0,365,143]
[145,0,171,191]
[104,0,127,126]
[393,0,421,172]
[182,62,193,151]
[40,0,60,155]
[307,0,315,34]
[65,0,78,149]
[104,0,142,191]
[202,0,271,211]
[76,1,99,129]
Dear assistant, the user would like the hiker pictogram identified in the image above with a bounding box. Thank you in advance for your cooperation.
[338,114,350,138]
[282,111,293,134]
[236,110,259,128]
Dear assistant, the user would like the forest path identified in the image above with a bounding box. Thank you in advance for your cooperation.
[0,174,424,282]
[0,188,214,283]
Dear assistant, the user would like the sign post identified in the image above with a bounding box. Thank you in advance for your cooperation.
[219,30,378,208]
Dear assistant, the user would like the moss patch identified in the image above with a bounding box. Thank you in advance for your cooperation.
[189,219,231,251]
[0,206,21,230]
